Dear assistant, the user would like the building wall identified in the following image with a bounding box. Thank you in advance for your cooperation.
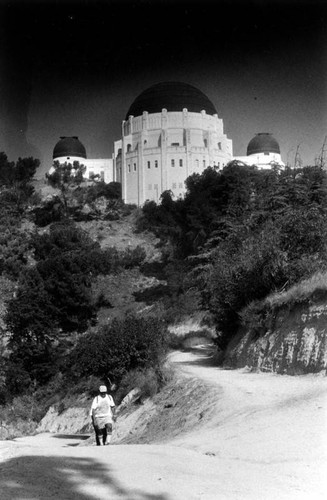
[84,158,114,183]
[115,109,233,205]
[52,156,115,183]
[234,152,285,169]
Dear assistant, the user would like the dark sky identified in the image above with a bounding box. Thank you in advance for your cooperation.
[0,0,326,176]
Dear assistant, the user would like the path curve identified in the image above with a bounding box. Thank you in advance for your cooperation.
[0,347,327,500]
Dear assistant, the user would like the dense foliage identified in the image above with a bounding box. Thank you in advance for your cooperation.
[67,315,168,383]
[138,163,327,348]
[46,160,86,213]
[2,219,147,395]
[0,153,40,211]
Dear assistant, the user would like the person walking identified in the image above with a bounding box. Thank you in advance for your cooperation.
[90,385,116,446]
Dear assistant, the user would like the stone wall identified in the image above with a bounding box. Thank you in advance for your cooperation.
[223,298,327,375]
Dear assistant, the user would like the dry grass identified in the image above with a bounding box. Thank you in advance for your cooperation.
[266,271,327,310]
[240,270,327,333]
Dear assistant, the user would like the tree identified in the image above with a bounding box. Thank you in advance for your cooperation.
[0,153,40,210]
[0,152,15,186]
[46,160,86,213]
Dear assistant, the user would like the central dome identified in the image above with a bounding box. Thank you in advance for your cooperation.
[125,82,217,120]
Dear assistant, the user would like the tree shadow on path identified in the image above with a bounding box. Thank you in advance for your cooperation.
[0,454,169,500]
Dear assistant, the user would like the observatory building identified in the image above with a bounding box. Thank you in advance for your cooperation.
[234,133,285,169]
[113,82,233,205]
[51,82,285,206]
[52,136,114,183]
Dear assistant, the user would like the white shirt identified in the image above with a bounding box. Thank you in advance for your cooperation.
[90,394,115,422]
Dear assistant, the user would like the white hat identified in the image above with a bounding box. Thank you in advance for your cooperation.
[99,385,107,393]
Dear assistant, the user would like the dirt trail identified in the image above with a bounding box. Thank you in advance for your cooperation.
[1,348,327,500]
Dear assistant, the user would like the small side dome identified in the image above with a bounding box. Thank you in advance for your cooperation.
[53,136,87,159]
[247,133,280,156]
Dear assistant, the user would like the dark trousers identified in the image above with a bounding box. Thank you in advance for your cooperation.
[93,422,113,445]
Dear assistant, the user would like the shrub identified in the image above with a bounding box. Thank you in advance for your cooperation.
[67,314,168,384]
[85,181,121,203]
[33,197,64,227]
[115,367,159,404]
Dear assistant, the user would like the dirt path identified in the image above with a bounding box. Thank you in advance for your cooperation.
[1,348,327,499]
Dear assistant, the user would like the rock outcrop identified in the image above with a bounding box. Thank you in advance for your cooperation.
[37,406,92,434]
[223,297,327,375]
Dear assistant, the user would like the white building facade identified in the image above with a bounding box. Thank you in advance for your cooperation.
[114,82,233,205]
[234,132,285,169]
[51,89,285,206]
[52,136,115,183]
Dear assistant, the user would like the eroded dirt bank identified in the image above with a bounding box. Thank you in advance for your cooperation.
[1,348,327,500]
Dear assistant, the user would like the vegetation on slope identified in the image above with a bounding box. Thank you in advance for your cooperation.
[2,152,327,437]
[0,158,168,438]
[137,162,327,349]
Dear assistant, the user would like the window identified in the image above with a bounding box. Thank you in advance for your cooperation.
[128,164,131,173]
[171,159,175,167]
[144,140,147,146]
[203,160,206,168]
[88,171,94,179]
[172,183,176,189]
[154,184,158,190]
[127,144,132,152]
[179,159,183,167]
[179,182,183,188]
[147,161,151,169]
[218,162,220,168]
[155,160,158,168]
[172,142,180,146]
[133,163,137,171]
[218,142,222,150]
[196,159,199,168]
[148,184,152,190]
[100,171,105,181]
[204,139,208,148]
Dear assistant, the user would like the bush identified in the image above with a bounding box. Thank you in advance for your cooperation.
[115,367,159,404]
[33,197,64,227]
[67,314,168,383]
[85,181,121,203]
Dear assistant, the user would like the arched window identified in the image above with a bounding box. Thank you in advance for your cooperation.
[127,144,132,152]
